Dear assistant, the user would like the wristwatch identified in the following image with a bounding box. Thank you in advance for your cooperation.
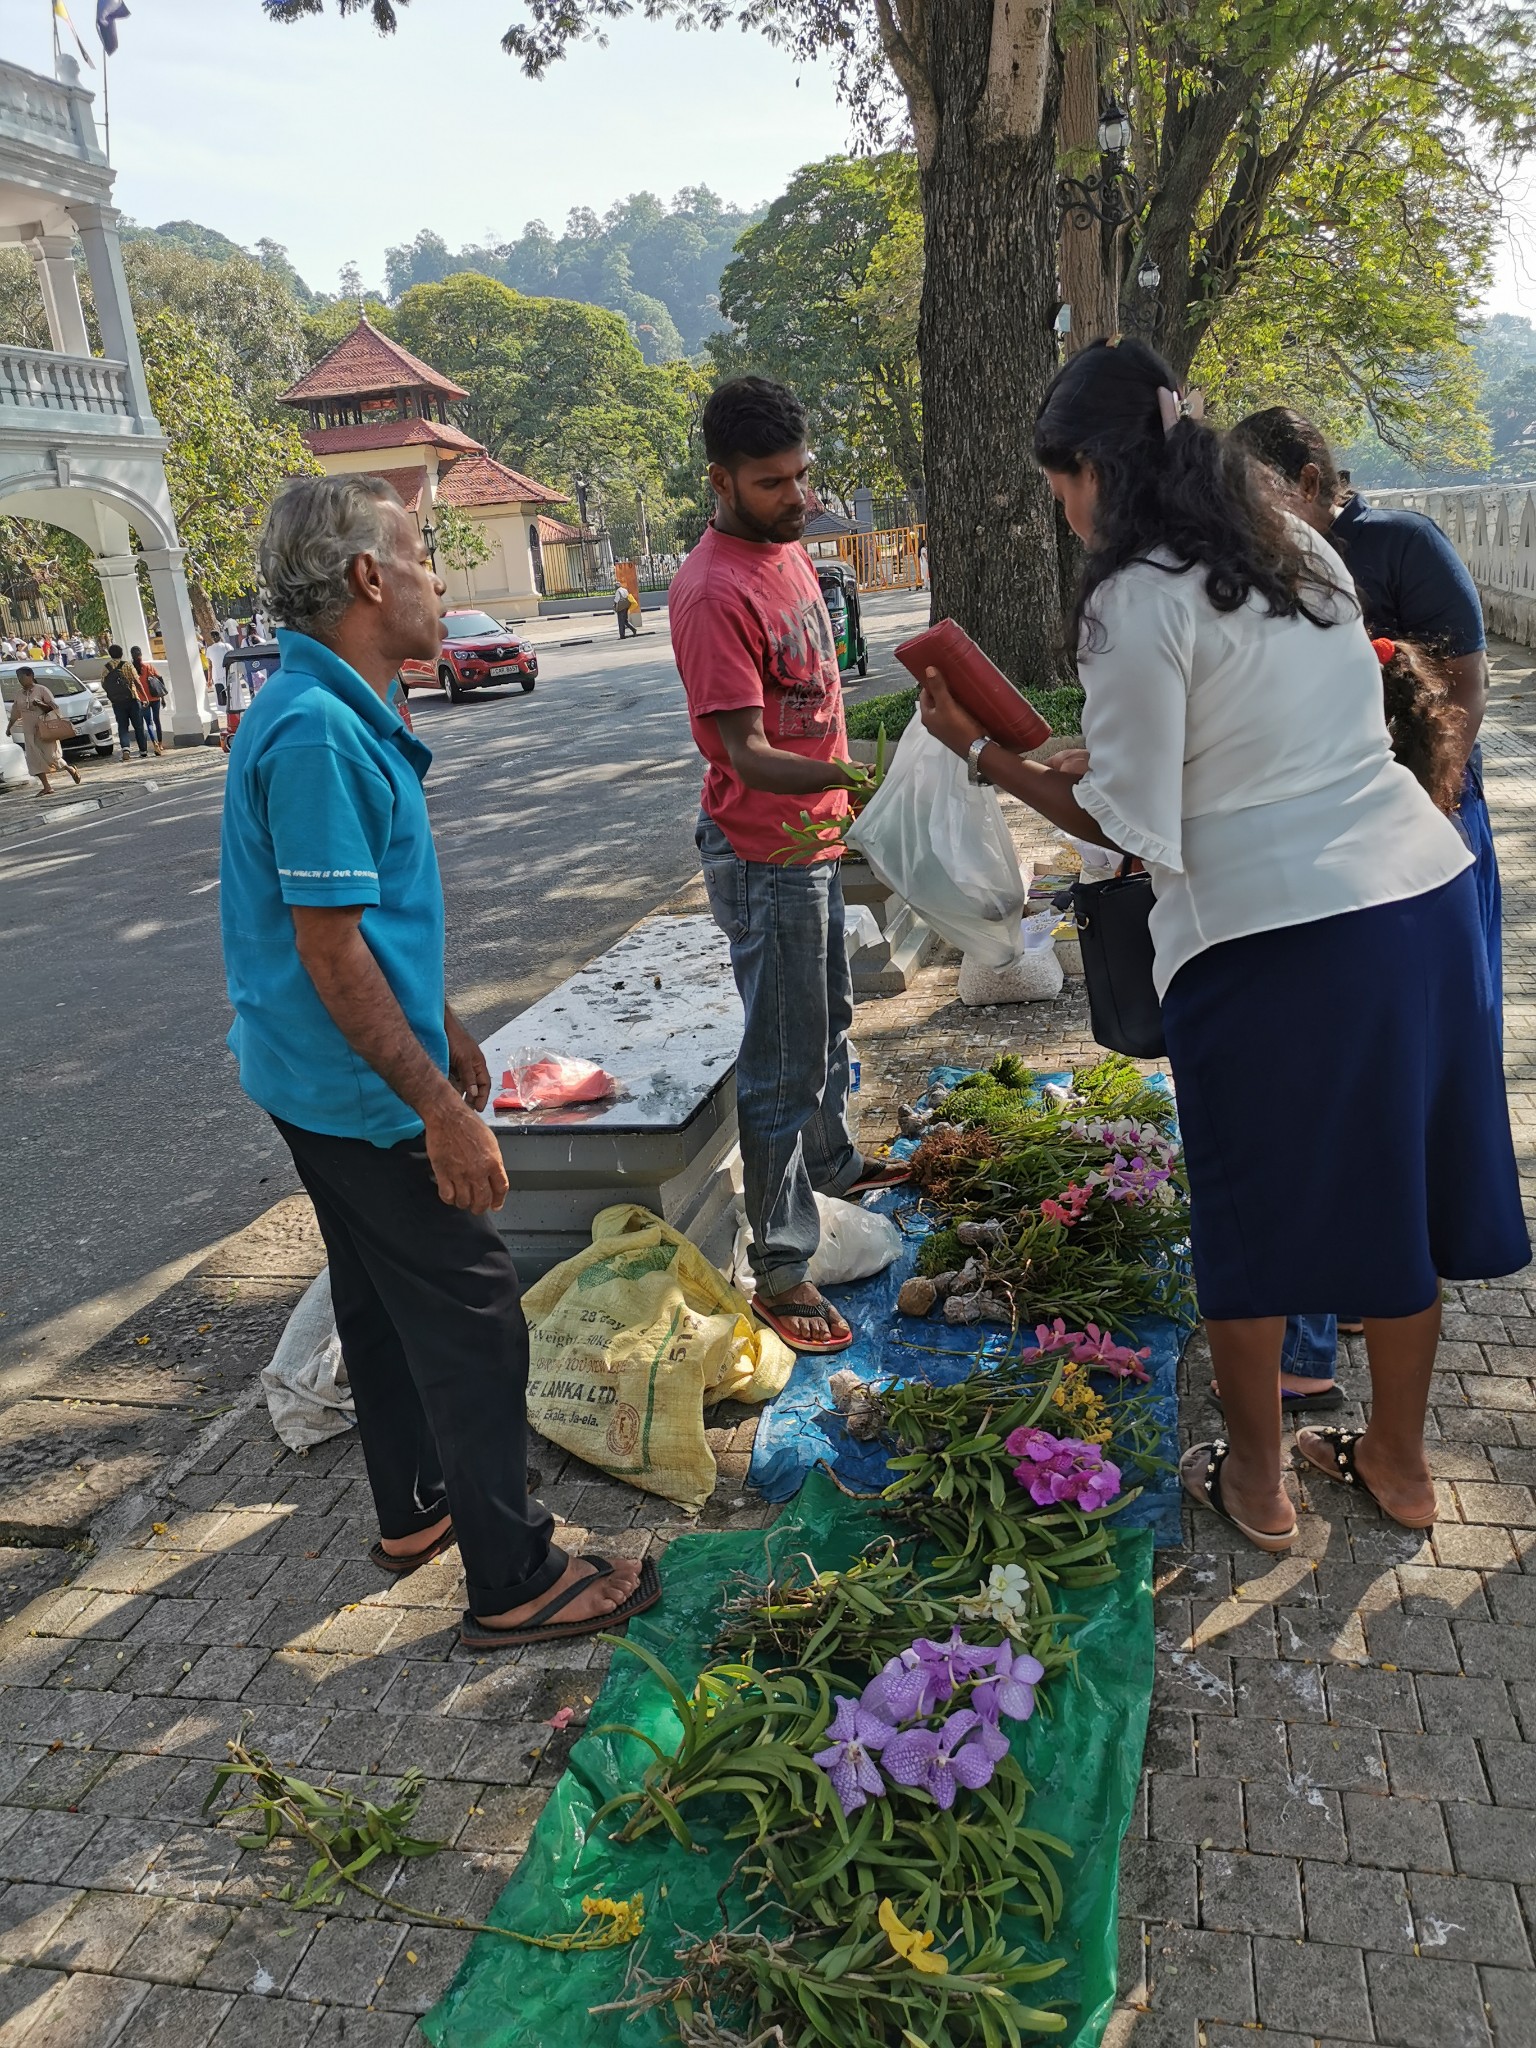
[966,736,991,786]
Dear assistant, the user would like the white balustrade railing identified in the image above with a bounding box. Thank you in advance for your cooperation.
[0,59,102,163]
[1372,483,1536,647]
[0,344,132,421]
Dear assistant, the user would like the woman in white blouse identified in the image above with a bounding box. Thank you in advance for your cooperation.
[920,338,1527,1553]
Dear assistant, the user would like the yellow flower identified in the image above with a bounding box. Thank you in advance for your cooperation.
[575,1893,645,1945]
[878,1897,948,1975]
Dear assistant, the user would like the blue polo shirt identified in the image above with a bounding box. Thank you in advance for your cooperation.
[220,630,448,1145]
[1330,494,1486,657]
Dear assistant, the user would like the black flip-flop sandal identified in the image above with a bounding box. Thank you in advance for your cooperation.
[1179,1440,1297,1554]
[753,1293,854,1355]
[369,1521,457,1574]
[1294,1426,1436,1530]
[458,1554,661,1651]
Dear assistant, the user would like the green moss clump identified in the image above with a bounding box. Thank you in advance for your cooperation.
[916,1227,966,1277]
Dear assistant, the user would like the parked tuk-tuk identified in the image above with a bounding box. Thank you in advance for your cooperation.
[816,561,869,677]
[217,642,413,741]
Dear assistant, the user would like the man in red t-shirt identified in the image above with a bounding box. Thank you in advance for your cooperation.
[670,377,908,1354]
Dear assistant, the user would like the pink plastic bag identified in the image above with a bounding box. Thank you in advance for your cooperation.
[493,1051,618,1113]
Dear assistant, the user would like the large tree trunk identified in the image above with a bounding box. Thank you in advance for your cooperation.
[1057,32,1117,351]
[917,4,1068,685]
[188,578,219,641]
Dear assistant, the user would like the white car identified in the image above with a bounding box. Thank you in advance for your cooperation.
[0,662,115,757]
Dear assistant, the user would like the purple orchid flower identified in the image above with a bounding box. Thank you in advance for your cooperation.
[973,1643,1046,1725]
[861,1646,946,1724]
[883,1709,999,1809]
[812,1694,894,1813]
[1004,1426,1123,1510]
[862,1630,994,1723]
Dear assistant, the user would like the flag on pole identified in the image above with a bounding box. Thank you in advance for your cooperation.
[96,0,129,55]
[54,1,97,67]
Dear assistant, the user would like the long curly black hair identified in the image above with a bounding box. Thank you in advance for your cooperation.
[1033,338,1346,650]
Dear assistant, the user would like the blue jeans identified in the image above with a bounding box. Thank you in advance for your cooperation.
[1283,1313,1340,1381]
[697,812,864,1294]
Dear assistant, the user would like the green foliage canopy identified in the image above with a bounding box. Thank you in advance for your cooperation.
[712,153,923,503]
[138,309,317,615]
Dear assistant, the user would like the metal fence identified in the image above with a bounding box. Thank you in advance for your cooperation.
[835,524,929,593]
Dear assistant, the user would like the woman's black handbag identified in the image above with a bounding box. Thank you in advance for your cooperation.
[1066,858,1166,1059]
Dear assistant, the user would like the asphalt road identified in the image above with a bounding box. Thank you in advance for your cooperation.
[0,590,928,1371]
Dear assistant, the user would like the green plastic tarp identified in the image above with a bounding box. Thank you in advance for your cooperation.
[422,1470,1153,2048]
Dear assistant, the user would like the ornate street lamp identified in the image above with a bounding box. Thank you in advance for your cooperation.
[1136,254,1162,293]
[421,519,438,570]
[1056,98,1144,232]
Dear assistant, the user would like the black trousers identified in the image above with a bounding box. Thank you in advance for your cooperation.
[273,1118,563,1615]
[114,700,148,754]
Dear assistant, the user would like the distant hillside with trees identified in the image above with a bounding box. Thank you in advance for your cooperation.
[382,189,761,361]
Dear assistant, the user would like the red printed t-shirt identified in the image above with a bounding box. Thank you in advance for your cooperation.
[669,522,849,863]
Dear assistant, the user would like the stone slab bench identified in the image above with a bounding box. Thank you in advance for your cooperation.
[479,913,743,1282]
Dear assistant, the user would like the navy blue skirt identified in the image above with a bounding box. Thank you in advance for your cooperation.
[1160,870,1529,1320]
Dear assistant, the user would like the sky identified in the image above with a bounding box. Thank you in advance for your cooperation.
[7,0,1536,324]
[11,0,851,292]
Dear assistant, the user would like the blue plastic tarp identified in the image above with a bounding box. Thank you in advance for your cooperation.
[747,1068,1189,1545]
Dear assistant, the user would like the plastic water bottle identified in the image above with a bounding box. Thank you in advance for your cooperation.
[848,1041,861,1093]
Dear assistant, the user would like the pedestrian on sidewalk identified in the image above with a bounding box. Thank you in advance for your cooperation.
[221,473,659,1651]
[203,631,232,719]
[918,337,1528,1549]
[669,376,908,1357]
[1231,408,1505,1406]
[613,584,639,638]
[130,645,167,756]
[101,644,150,761]
[6,664,81,795]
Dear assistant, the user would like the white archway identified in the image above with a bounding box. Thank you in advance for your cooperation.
[0,470,207,742]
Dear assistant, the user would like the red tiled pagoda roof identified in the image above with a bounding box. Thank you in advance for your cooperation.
[361,466,429,513]
[280,318,470,405]
[301,418,483,456]
[536,514,588,542]
[436,451,566,509]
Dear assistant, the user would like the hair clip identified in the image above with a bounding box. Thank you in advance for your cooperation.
[1157,386,1206,435]
[1371,637,1397,666]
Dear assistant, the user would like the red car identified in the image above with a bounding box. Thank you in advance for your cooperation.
[400,609,539,701]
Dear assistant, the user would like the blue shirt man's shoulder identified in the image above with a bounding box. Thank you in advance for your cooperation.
[1333,496,1485,658]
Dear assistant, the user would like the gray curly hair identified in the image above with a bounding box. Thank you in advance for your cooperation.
[259,474,406,636]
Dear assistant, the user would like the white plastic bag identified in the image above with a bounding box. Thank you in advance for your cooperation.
[847,720,1026,968]
[260,1269,355,1451]
[843,903,883,964]
[732,1193,903,1293]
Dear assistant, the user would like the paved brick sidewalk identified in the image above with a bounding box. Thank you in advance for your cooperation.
[0,647,1531,2046]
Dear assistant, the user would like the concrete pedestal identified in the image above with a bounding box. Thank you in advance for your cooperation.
[480,914,744,1282]
[842,856,942,994]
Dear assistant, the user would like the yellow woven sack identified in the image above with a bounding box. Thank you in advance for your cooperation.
[522,1203,793,1509]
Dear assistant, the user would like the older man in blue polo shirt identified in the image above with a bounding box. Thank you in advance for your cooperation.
[222,475,657,1650]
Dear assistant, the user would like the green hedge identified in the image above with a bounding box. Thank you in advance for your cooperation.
[845,681,1085,742]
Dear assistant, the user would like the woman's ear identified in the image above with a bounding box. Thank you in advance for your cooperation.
[1297,461,1322,504]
